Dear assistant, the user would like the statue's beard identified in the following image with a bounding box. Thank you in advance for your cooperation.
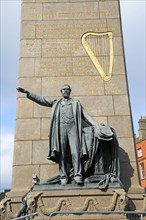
[62,93,70,98]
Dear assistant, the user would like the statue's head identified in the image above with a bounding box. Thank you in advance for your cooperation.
[61,84,72,98]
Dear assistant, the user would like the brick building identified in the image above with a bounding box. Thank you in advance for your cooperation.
[136,116,146,189]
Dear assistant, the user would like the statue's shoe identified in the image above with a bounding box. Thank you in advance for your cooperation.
[74,176,83,184]
[60,178,68,185]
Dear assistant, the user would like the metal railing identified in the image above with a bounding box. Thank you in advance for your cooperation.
[11,210,146,220]
[48,210,146,220]
[12,212,44,220]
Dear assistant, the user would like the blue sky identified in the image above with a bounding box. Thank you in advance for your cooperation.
[0,0,145,192]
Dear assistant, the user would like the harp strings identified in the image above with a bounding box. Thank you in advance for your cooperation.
[86,34,110,75]
[104,35,108,75]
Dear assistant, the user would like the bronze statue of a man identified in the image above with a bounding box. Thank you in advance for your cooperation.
[17,85,98,185]
[17,85,121,188]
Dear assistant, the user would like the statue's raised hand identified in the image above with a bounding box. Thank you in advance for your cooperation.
[17,87,29,95]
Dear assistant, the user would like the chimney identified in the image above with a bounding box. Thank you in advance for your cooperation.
[138,116,146,140]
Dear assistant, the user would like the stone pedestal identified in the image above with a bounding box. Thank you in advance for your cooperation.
[3,186,146,219]
[1,0,145,219]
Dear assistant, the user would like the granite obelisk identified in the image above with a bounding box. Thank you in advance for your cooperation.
[4,1,145,219]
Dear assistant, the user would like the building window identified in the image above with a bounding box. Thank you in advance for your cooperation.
[137,148,142,157]
[140,163,145,179]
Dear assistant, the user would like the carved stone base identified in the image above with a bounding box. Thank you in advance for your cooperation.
[1,185,146,220]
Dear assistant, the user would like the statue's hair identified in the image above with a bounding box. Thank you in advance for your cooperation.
[60,84,72,92]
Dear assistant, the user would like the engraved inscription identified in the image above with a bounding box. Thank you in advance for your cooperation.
[35,57,98,77]
[42,76,105,96]
[43,12,112,20]
[36,20,107,39]
[42,39,85,57]
[35,58,73,76]
[20,40,41,57]
[22,4,42,21]
[105,76,127,95]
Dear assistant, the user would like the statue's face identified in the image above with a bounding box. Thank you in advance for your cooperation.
[61,85,71,98]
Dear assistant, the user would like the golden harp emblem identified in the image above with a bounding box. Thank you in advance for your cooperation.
[81,32,114,81]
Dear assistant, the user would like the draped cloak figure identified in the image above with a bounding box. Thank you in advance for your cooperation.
[27,93,121,188]
[17,85,122,189]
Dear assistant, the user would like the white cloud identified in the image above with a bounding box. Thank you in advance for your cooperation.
[0,132,14,192]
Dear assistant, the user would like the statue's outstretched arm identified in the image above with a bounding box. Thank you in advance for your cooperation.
[16,87,56,107]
